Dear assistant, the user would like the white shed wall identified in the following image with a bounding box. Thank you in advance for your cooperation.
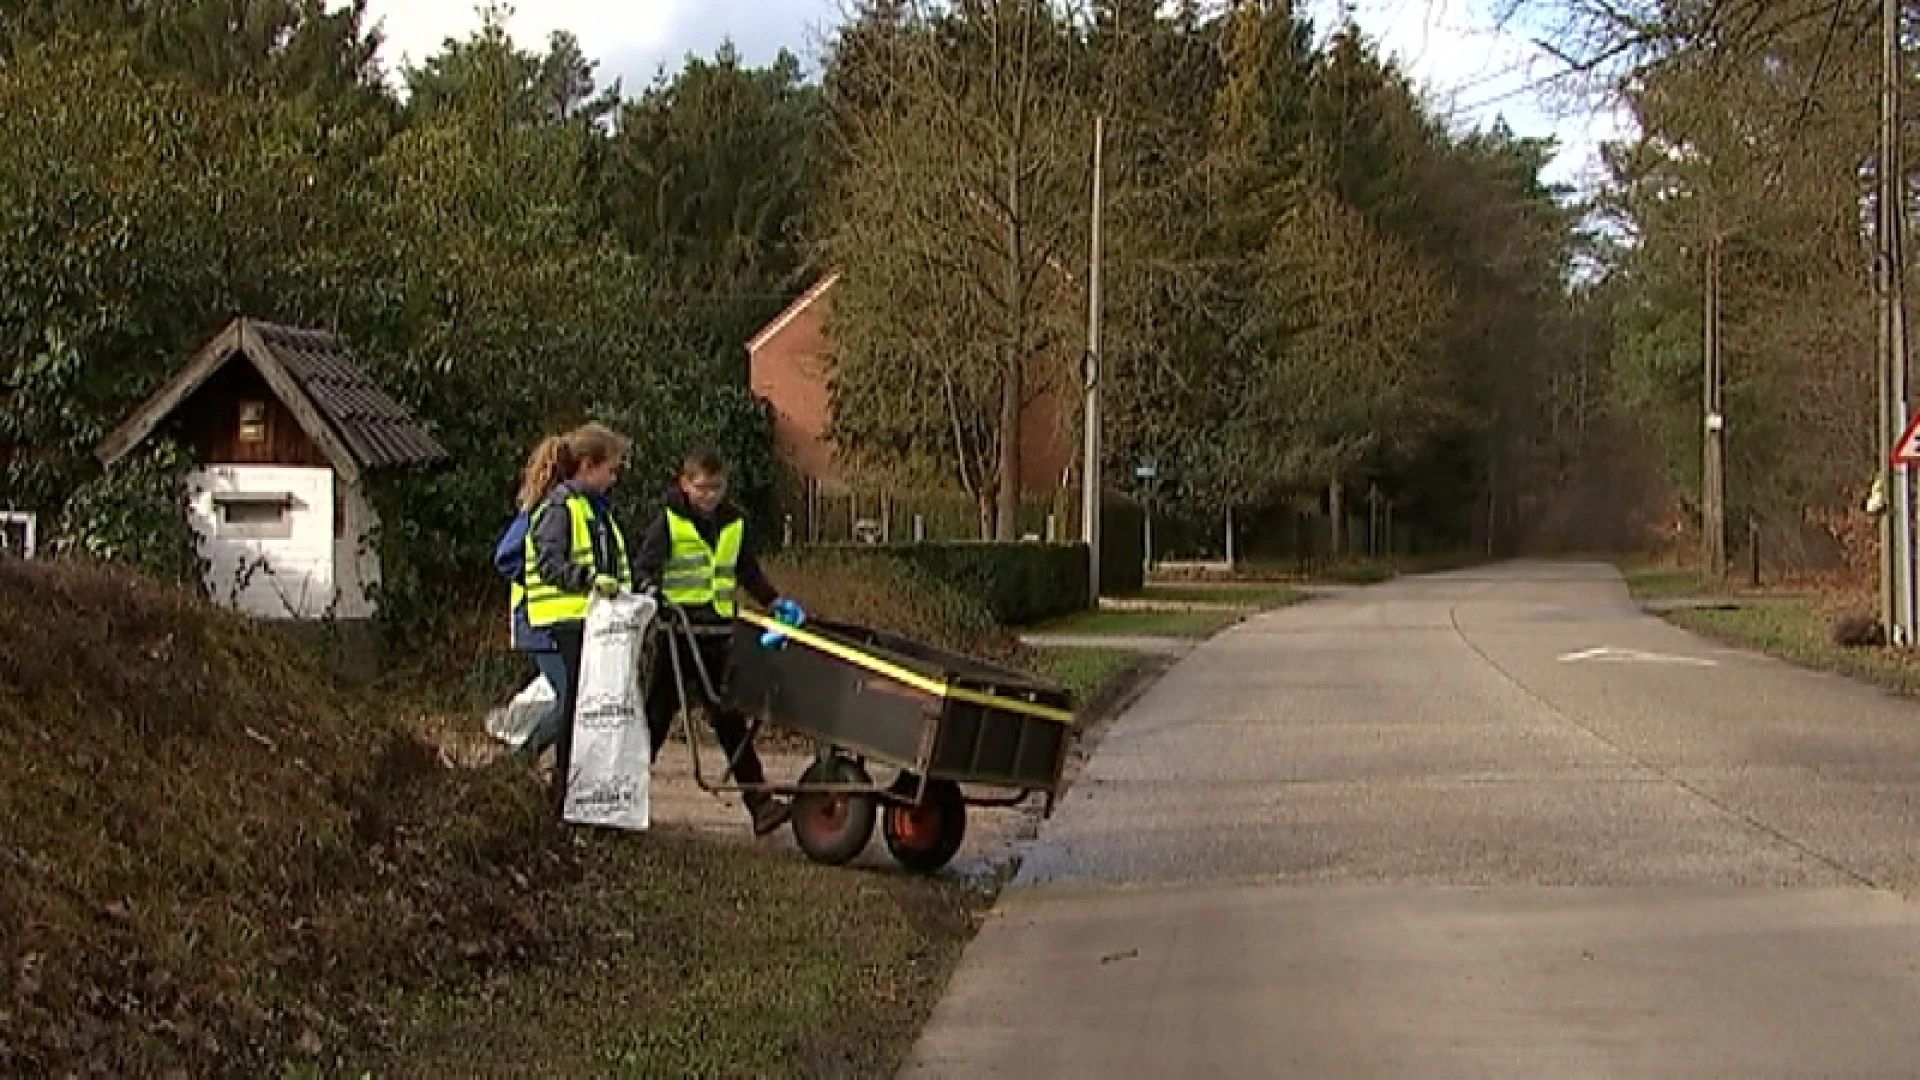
[187,465,340,620]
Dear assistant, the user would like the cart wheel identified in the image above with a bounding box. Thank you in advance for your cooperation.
[791,757,876,866]
[882,775,967,874]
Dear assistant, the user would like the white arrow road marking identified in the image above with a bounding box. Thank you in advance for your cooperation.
[1558,646,1718,667]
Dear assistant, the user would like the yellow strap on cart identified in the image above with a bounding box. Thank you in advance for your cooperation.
[738,610,1077,726]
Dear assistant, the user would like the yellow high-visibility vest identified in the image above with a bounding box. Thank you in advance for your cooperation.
[662,509,743,617]
[522,493,631,627]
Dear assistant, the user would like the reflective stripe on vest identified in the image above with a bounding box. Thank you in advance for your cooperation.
[662,509,743,617]
[522,494,631,627]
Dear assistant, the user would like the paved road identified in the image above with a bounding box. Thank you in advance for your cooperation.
[903,561,1920,1077]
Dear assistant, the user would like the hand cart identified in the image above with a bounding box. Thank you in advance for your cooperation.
[653,601,1078,873]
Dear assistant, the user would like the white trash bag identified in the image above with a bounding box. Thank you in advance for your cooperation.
[485,675,556,749]
[563,590,657,830]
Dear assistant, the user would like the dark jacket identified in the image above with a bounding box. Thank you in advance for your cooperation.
[492,510,555,652]
[634,485,778,621]
[530,483,627,612]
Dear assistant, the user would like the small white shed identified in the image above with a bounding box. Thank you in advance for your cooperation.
[94,318,447,620]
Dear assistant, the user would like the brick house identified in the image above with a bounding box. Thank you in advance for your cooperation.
[747,271,1077,499]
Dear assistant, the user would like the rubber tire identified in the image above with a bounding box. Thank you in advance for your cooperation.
[790,757,876,866]
[882,775,967,874]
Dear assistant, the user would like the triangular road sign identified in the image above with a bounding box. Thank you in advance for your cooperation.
[1894,411,1920,466]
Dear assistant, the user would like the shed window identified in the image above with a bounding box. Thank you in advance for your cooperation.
[238,401,268,443]
[221,500,286,527]
[212,491,295,536]
[0,511,36,558]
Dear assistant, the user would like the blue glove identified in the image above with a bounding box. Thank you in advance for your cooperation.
[761,597,806,648]
[772,598,805,626]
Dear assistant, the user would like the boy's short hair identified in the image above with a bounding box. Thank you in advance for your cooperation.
[680,446,727,477]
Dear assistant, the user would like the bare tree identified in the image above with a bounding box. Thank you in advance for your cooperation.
[819,0,1089,539]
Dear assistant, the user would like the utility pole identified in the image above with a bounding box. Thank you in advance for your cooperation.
[1880,0,1916,645]
[1135,460,1158,577]
[1143,502,1154,575]
[1083,113,1105,604]
[1703,232,1727,580]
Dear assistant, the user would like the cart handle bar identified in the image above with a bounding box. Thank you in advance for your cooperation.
[656,600,762,791]
[738,609,1076,726]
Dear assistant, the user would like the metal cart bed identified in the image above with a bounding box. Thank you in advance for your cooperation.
[656,603,1078,872]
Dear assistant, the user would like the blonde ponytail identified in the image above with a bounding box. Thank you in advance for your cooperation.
[516,436,574,511]
[515,423,632,510]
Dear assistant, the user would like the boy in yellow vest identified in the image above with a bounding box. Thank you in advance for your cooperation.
[635,447,795,836]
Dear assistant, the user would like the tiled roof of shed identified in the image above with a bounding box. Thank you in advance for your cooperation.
[248,321,447,469]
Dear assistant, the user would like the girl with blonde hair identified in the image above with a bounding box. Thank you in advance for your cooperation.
[514,422,636,819]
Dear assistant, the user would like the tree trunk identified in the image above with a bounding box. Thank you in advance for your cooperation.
[1329,478,1345,556]
[1484,456,1499,557]
[997,134,1025,542]
[995,349,1022,540]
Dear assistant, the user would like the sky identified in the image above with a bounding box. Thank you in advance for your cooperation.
[351,0,1630,192]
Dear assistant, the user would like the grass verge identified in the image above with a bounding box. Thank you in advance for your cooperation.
[1150,559,1386,585]
[1620,565,1716,600]
[1150,551,1483,587]
[351,829,979,1079]
[1662,599,1920,696]
[1132,583,1306,608]
[1034,607,1243,637]
[1617,558,1920,697]
[1032,646,1143,700]
[1308,562,1397,585]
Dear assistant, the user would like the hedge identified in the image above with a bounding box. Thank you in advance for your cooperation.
[764,547,1029,665]
[805,542,1091,626]
[785,492,1148,626]
[1100,492,1146,595]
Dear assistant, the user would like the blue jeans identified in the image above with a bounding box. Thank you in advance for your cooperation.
[517,649,569,759]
